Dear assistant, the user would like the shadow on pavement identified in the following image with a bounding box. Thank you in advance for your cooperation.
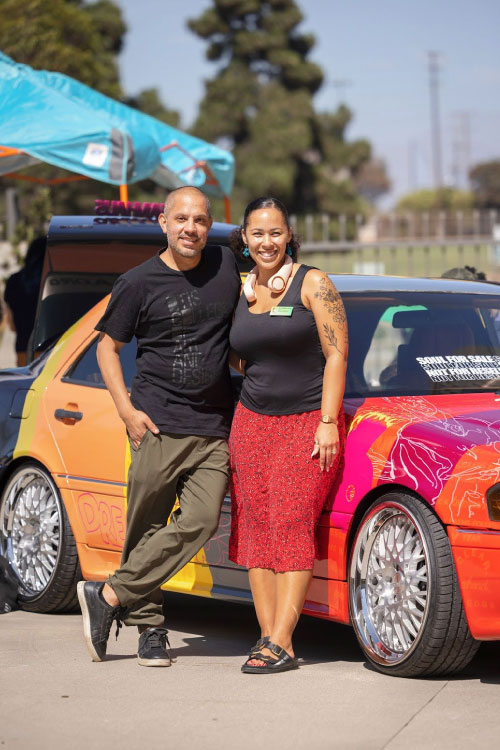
[163,591,361,665]
[464,641,500,685]
[162,591,500,680]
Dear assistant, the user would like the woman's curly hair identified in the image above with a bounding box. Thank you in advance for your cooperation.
[229,196,300,262]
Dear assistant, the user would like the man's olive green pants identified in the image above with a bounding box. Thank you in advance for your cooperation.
[107,430,229,628]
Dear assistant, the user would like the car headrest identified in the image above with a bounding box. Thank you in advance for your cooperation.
[392,309,459,328]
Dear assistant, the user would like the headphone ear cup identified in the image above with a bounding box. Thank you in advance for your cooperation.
[268,255,293,292]
[243,270,258,302]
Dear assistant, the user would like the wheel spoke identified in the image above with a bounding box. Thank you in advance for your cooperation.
[350,503,431,666]
[0,468,62,595]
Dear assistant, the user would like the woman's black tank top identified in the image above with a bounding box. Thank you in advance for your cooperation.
[230,264,325,415]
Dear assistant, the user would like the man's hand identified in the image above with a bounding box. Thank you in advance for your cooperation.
[123,408,159,449]
[96,334,159,449]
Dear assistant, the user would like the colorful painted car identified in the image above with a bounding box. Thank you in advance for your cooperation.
[1,215,500,678]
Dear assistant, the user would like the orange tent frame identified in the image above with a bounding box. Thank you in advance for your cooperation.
[1,144,232,222]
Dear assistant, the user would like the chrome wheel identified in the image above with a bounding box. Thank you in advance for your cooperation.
[0,465,62,595]
[349,501,430,667]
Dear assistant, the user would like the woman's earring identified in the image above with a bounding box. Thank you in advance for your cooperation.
[242,246,250,258]
[286,245,293,257]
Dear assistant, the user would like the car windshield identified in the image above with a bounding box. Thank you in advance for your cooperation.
[343,291,500,398]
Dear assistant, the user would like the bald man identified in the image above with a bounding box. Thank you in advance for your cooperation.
[77,187,240,667]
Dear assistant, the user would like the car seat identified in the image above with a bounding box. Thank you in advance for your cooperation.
[392,320,475,389]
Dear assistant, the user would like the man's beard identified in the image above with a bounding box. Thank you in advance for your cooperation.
[168,239,203,258]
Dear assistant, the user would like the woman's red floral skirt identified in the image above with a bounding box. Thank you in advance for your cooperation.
[229,403,345,573]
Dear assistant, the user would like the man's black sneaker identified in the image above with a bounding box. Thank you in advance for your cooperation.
[137,628,172,667]
[77,581,121,662]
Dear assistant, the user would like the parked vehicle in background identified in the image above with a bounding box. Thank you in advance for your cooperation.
[1,215,500,677]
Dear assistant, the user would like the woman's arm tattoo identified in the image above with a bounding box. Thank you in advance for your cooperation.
[323,322,343,355]
[314,277,347,324]
[316,276,348,359]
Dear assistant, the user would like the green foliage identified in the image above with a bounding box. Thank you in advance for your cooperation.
[354,158,392,204]
[11,187,52,250]
[0,0,125,98]
[469,160,500,208]
[125,89,180,128]
[189,0,372,217]
[396,187,473,212]
[189,0,322,92]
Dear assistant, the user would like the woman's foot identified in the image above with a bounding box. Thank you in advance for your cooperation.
[241,641,298,673]
[246,639,294,667]
[248,635,270,656]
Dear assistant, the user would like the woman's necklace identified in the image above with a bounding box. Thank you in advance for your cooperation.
[243,255,293,302]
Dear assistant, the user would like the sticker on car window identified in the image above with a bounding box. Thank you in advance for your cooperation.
[416,355,500,382]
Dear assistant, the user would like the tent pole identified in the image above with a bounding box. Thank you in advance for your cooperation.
[224,196,231,224]
[120,184,128,202]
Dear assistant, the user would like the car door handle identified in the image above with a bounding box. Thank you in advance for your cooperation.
[54,409,83,422]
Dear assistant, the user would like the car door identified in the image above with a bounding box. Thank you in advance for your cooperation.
[42,335,137,552]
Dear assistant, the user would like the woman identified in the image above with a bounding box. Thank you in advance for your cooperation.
[229,197,347,674]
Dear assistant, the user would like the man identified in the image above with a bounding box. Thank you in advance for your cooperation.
[77,186,240,667]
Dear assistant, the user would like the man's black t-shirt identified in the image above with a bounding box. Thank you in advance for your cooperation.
[95,244,240,439]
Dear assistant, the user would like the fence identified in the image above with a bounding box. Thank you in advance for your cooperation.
[293,210,500,279]
[291,209,500,243]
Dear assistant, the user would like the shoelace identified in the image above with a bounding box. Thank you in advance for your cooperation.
[113,606,128,641]
[143,627,171,651]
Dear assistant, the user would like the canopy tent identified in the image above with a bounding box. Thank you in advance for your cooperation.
[0,52,234,215]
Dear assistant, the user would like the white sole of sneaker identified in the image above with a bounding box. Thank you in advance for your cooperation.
[77,581,103,663]
[137,657,172,667]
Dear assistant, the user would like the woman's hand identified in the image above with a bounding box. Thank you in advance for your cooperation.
[311,422,339,472]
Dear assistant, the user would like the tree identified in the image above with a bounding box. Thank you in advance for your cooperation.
[0,0,125,98]
[396,187,473,213]
[125,89,180,129]
[354,158,391,204]
[188,0,371,219]
[469,160,500,209]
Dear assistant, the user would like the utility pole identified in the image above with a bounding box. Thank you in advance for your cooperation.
[427,51,443,188]
[451,111,471,189]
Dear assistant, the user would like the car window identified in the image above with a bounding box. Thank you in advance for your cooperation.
[32,272,119,355]
[343,292,500,397]
[363,305,427,388]
[64,337,137,390]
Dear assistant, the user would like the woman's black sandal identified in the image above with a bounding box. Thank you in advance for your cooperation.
[248,636,270,656]
[241,641,299,674]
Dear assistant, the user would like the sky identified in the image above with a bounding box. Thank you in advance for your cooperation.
[116,0,500,206]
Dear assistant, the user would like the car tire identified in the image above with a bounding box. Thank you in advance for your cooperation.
[0,462,81,613]
[348,492,479,677]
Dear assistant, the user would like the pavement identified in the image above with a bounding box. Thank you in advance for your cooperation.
[1,592,499,750]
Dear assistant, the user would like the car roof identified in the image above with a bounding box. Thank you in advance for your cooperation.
[48,215,237,245]
[330,274,500,296]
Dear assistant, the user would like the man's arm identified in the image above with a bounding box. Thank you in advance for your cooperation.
[96,332,158,448]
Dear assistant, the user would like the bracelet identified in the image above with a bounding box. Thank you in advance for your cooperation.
[320,414,338,424]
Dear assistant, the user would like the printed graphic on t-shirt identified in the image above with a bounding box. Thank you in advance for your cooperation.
[95,245,241,437]
[167,291,232,387]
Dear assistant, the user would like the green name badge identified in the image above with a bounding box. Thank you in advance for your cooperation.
[270,306,294,317]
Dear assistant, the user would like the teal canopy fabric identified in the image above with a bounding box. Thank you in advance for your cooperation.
[0,53,234,196]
